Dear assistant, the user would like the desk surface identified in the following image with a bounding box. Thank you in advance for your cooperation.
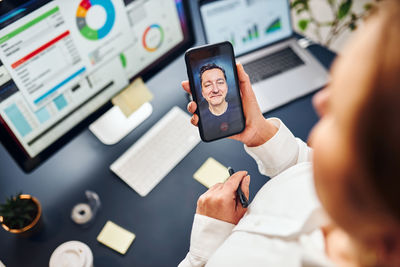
[0,1,335,266]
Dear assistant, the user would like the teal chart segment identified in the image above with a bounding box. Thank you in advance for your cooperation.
[76,0,116,40]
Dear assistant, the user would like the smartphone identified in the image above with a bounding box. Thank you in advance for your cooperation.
[185,41,245,142]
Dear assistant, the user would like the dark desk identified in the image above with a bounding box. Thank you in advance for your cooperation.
[0,2,335,266]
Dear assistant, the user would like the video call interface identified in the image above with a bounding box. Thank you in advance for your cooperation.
[200,0,292,56]
[0,0,187,158]
[189,47,244,141]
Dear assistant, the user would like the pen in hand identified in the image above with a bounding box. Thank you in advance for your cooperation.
[228,167,249,208]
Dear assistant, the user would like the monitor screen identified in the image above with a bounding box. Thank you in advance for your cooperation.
[0,0,193,171]
[200,0,292,56]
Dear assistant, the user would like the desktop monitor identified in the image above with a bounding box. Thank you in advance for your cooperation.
[0,0,194,172]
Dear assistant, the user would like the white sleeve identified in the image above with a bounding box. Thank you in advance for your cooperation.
[178,214,235,267]
[244,118,312,178]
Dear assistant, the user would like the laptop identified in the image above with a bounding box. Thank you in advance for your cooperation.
[199,0,329,113]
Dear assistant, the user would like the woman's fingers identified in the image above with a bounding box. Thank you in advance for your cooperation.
[191,114,199,126]
[187,102,199,126]
[236,63,257,101]
[224,171,248,191]
[182,84,198,126]
[241,175,251,199]
[236,63,250,83]
[187,101,197,114]
[181,81,191,94]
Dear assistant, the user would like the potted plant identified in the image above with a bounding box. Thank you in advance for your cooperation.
[291,0,379,49]
[0,193,42,237]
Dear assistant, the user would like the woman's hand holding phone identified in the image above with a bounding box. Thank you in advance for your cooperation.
[182,63,278,147]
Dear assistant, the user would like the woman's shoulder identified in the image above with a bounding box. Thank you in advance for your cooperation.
[206,228,332,266]
[234,163,322,237]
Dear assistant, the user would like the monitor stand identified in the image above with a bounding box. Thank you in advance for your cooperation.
[89,102,153,145]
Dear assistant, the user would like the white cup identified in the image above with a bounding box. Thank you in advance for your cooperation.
[49,241,93,267]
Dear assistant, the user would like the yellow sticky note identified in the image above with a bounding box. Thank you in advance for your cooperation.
[97,221,136,255]
[193,157,230,188]
[112,77,153,117]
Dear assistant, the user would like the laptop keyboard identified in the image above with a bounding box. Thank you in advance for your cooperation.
[243,47,305,84]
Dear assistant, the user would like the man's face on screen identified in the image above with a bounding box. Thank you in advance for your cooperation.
[201,68,228,106]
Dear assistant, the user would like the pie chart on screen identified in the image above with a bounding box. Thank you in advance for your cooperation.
[142,24,164,52]
[76,0,116,40]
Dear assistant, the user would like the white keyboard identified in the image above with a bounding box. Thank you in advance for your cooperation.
[110,106,200,197]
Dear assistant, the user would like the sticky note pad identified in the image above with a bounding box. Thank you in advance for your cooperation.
[97,221,136,255]
[193,157,230,188]
[112,77,153,117]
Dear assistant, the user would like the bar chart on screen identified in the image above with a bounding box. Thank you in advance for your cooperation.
[266,18,282,34]
[242,24,260,44]
[0,57,128,157]
[201,0,291,56]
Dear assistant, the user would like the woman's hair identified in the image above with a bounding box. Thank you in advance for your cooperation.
[354,0,400,222]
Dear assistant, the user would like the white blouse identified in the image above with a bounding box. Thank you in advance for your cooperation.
[179,119,334,267]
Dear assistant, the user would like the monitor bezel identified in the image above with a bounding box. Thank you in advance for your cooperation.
[0,0,195,172]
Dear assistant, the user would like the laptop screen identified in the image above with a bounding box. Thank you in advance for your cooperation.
[200,0,293,56]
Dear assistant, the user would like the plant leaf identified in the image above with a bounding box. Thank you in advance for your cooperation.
[21,214,33,221]
[296,7,307,14]
[338,0,353,20]
[291,0,301,8]
[364,3,373,11]
[0,211,13,217]
[298,19,310,31]
[349,22,357,31]
[291,0,309,9]
[0,192,38,229]
[16,218,24,229]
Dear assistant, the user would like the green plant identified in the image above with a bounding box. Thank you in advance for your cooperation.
[0,193,38,230]
[291,0,379,47]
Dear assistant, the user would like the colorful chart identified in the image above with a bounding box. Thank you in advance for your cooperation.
[142,24,164,52]
[228,33,235,47]
[266,18,282,34]
[242,24,259,44]
[76,0,116,40]
[5,104,32,137]
[119,53,127,68]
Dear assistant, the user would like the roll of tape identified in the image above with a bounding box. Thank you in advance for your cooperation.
[71,203,93,225]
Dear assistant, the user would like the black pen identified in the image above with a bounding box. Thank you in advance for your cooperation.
[228,167,249,208]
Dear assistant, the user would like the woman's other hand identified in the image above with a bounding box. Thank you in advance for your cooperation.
[196,171,250,225]
[182,63,278,147]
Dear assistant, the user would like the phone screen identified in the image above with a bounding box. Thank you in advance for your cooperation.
[185,42,245,142]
